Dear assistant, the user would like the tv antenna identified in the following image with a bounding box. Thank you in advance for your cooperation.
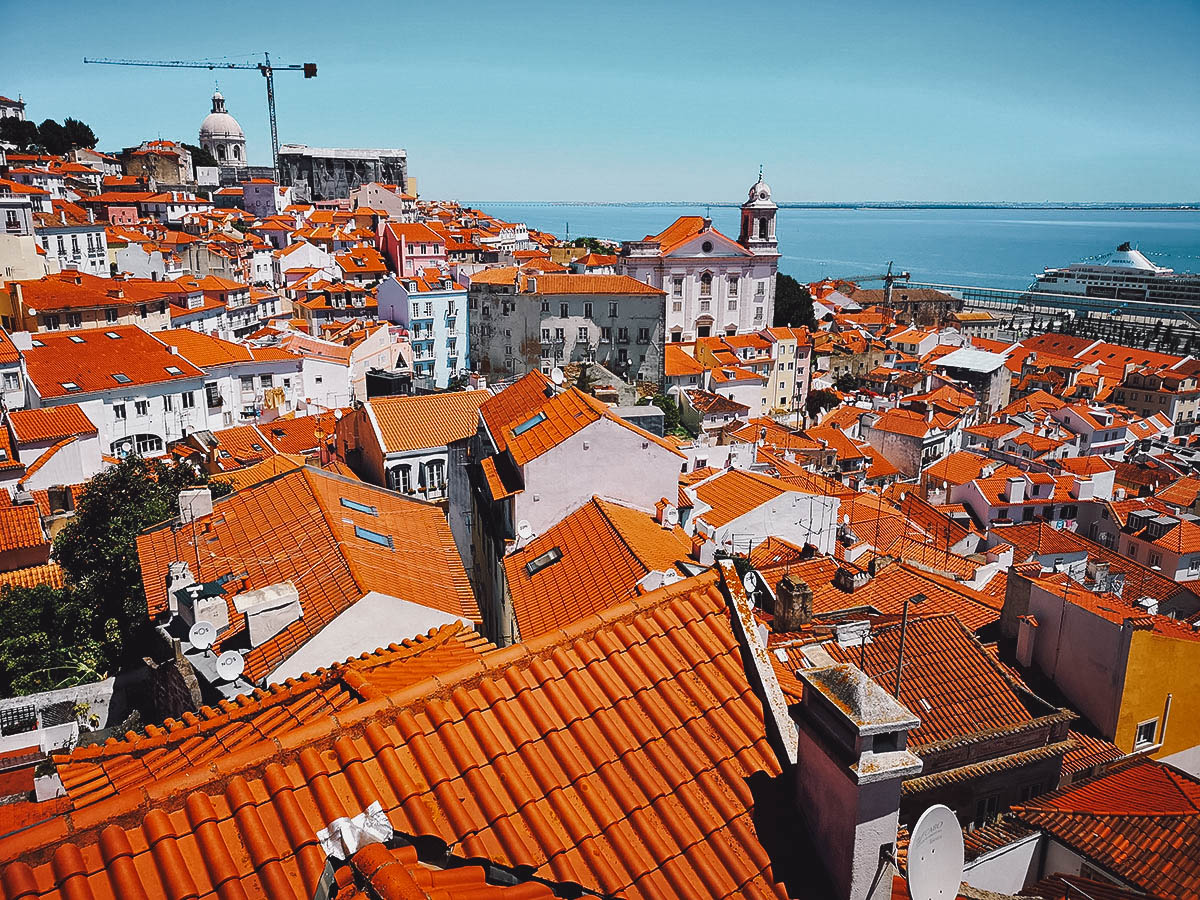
[906,804,965,900]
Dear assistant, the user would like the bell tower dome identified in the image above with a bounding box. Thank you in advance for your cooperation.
[199,90,248,166]
[739,168,778,255]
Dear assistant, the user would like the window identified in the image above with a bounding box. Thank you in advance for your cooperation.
[139,305,148,319]
[1134,719,1158,749]
[540,300,550,313]
[61,381,80,392]
[135,434,162,455]
[578,326,588,341]
[755,307,764,320]
[729,299,738,311]
[240,375,255,394]
[728,277,738,297]
[56,236,64,255]
[601,326,612,342]
[114,403,126,420]
[973,795,999,828]
[112,373,131,384]
[637,327,650,344]
[135,400,149,416]
[700,273,712,297]
[609,302,618,318]
[43,314,60,331]
[2,373,18,391]
[71,235,79,256]
[424,302,433,316]
[165,366,183,376]
[340,497,378,515]
[1149,552,1162,567]
[672,301,682,313]
[584,302,593,318]
[165,394,174,412]
[672,277,683,298]
[354,525,393,548]
[560,302,569,318]
[756,281,766,296]
[512,412,547,436]
[67,312,82,328]
[617,327,629,343]
[555,327,564,341]
[525,546,563,576]
[181,391,196,409]
[541,327,551,342]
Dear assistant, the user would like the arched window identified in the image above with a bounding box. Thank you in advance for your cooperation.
[233,145,241,160]
[758,217,768,239]
[699,273,712,297]
[389,464,413,492]
[217,144,226,160]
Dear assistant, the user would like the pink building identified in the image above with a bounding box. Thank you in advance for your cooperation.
[379,222,446,276]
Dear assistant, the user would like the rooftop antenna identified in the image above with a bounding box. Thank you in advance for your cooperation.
[758,163,764,181]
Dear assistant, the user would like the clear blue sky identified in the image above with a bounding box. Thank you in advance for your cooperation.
[7,0,1199,202]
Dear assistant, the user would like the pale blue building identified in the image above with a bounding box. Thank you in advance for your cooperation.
[377,272,468,389]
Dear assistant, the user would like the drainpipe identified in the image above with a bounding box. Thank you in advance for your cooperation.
[1160,693,1173,747]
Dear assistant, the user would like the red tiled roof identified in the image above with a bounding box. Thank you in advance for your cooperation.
[824,613,1032,747]
[260,410,346,455]
[1061,730,1125,779]
[0,504,47,555]
[0,562,64,591]
[136,468,479,682]
[10,271,175,312]
[527,273,665,295]
[691,469,816,529]
[0,570,801,900]
[368,390,487,453]
[7,404,97,443]
[208,424,277,470]
[505,496,694,639]
[22,326,205,399]
[1012,761,1200,898]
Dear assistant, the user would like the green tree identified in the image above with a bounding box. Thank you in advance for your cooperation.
[53,457,222,667]
[571,236,612,255]
[773,274,815,328]
[0,117,41,151]
[638,393,681,434]
[574,362,596,393]
[182,142,218,169]
[62,117,98,150]
[0,584,106,697]
[37,118,70,155]
[806,388,840,421]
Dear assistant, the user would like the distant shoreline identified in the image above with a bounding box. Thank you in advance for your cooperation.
[468,201,1199,211]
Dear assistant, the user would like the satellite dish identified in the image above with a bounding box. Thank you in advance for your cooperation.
[550,367,565,387]
[334,409,343,420]
[516,520,534,541]
[742,570,759,595]
[907,804,965,900]
[664,506,680,527]
[661,569,682,585]
[215,650,246,682]
[188,620,217,651]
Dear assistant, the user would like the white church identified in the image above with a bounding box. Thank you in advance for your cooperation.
[618,174,779,342]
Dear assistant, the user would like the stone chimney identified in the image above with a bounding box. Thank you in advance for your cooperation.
[794,665,922,900]
[774,574,812,632]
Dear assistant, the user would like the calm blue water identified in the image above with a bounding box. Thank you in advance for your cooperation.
[471,204,1200,291]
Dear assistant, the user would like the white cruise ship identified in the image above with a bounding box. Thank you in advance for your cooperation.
[1027,243,1200,307]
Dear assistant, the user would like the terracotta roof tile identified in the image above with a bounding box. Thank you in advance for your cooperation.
[505,497,695,639]
[1011,761,1200,898]
[0,562,64,591]
[0,505,47,554]
[7,404,97,443]
[368,390,487,453]
[691,469,818,530]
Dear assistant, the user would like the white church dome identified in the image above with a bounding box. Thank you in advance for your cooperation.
[199,91,245,142]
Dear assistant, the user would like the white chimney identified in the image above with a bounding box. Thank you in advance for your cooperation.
[794,665,921,900]
[233,581,303,647]
[1005,476,1025,504]
[178,487,214,523]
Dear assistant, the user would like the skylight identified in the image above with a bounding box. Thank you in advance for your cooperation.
[31,340,44,347]
[61,382,81,392]
[341,497,378,516]
[69,336,85,344]
[105,331,121,339]
[525,546,563,577]
[165,365,183,376]
[112,373,131,384]
[354,525,393,548]
[511,411,547,437]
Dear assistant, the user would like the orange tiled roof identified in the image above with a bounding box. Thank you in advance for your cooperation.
[7,404,97,443]
[210,453,307,492]
[505,496,695,639]
[527,273,665,295]
[0,504,47,554]
[51,623,492,811]
[824,613,1033,747]
[260,410,347,455]
[1155,475,1200,509]
[207,424,277,470]
[691,469,816,529]
[0,562,64,591]
[1011,760,1200,898]
[22,326,205,399]
[136,468,479,682]
[0,569,804,900]
[664,343,706,377]
[368,390,487,453]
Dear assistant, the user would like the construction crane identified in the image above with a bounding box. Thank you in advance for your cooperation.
[83,53,317,183]
[837,261,911,304]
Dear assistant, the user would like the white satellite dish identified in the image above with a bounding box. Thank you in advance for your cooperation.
[516,520,534,541]
[550,367,565,387]
[907,804,965,900]
[334,409,343,421]
[661,569,682,586]
[742,570,759,595]
[188,620,217,651]
[664,506,680,527]
[215,650,246,682]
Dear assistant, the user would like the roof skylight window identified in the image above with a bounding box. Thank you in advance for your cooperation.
[69,335,85,344]
[105,331,121,339]
[112,373,131,384]
[525,546,563,577]
[61,381,81,392]
[511,411,547,437]
[341,497,378,516]
[31,340,44,347]
[165,365,183,376]
[354,525,393,548]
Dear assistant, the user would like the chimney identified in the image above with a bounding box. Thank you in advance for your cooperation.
[793,665,921,900]
[1005,476,1025,504]
[232,581,302,647]
[774,575,812,632]
[165,561,195,617]
[178,487,214,523]
[527,275,537,293]
[1016,615,1038,667]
